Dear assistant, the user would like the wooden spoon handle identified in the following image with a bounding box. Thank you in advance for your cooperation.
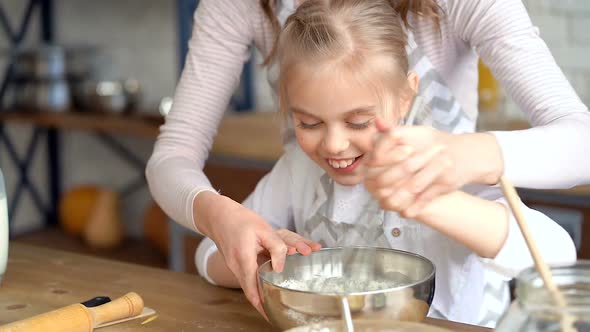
[499,177,575,331]
[499,177,564,302]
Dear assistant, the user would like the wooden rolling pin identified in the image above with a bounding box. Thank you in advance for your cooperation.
[0,292,144,332]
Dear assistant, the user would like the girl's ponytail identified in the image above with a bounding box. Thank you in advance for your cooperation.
[387,0,441,31]
[260,0,281,65]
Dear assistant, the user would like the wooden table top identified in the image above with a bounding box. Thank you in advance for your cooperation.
[1,243,490,331]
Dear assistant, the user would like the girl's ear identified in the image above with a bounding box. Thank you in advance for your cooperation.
[398,71,420,120]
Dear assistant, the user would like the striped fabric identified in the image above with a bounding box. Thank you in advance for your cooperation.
[146,0,590,233]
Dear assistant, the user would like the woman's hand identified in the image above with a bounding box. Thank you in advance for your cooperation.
[364,119,502,217]
[194,192,289,319]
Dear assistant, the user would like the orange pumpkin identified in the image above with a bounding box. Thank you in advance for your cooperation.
[83,188,123,249]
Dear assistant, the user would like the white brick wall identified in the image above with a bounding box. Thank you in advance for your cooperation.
[531,14,569,46]
[581,72,590,102]
[524,0,590,14]
[566,70,590,102]
[546,0,590,14]
[502,0,590,116]
[571,17,590,45]
[552,47,590,70]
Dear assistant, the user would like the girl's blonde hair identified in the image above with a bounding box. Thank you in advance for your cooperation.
[273,0,420,119]
[261,0,442,65]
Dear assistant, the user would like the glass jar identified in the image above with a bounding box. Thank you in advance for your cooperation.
[496,261,590,332]
[0,168,8,284]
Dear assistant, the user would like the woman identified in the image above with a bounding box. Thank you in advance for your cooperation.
[146,0,590,317]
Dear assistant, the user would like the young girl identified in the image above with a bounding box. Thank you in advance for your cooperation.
[195,0,576,327]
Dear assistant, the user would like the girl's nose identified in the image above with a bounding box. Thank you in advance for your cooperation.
[322,129,350,155]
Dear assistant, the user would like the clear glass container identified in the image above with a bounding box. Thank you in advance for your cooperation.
[0,168,8,284]
[495,261,590,332]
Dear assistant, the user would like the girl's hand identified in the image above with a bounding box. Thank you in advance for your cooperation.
[256,230,321,268]
[364,119,460,218]
[275,229,322,256]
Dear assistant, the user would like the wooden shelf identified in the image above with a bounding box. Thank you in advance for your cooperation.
[14,226,168,269]
[0,109,284,162]
[0,110,163,138]
[210,111,283,163]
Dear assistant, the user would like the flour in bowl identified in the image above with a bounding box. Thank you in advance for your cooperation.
[278,273,409,293]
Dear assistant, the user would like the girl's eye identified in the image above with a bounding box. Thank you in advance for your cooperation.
[347,120,373,130]
[297,121,322,129]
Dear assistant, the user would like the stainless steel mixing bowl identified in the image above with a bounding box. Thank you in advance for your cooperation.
[258,247,436,331]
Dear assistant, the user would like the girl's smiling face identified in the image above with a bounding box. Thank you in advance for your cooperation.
[286,64,412,186]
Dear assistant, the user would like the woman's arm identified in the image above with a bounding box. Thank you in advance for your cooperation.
[145,0,280,316]
[447,0,590,189]
[145,0,258,232]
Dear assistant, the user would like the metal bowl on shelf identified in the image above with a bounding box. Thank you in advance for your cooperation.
[12,79,71,112]
[72,78,141,113]
[12,44,66,81]
[258,247,436,331]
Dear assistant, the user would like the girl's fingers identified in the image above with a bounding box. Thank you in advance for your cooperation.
[403,184,449,218]
[382,188,415,212]
[294,241,312,255]
[365,163,398,181]
[304,239,322,251]
[276,230,319,255]
[368,144,414,168]
[287,246,297,255]
[390,125,437,147]
[366,145,445,179]
[368,145,444,188]
[405,155,449,194]
[369,135,396,165]
[365,164,410,191]
[375,118,392,132]
[400,145,445,175]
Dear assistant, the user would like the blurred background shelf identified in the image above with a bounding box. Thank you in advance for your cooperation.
[0,109,283,160]
[14,226,168,268]
[0,110,163,138]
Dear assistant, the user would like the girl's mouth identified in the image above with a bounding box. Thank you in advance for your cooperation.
[326,155,363,173]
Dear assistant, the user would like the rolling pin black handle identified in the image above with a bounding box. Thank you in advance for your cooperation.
[81,296,111,307]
